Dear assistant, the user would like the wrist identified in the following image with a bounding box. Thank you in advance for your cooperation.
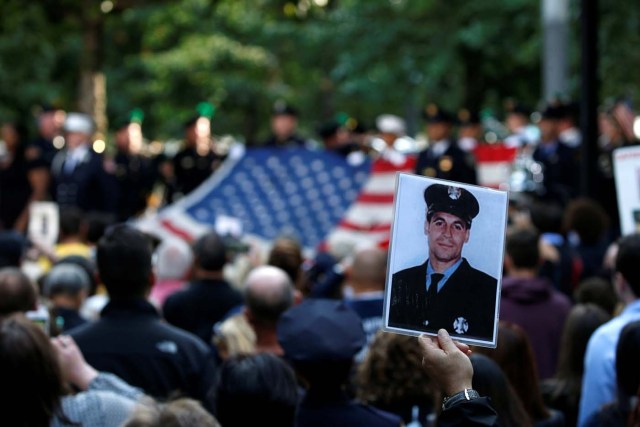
[442,388,480,411]
[443,382,473,398]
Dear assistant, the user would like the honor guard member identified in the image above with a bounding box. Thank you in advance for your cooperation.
[29,105,63,168]
[317,121,359,157]
[51,113,118,214]
[415,105,477,184]
[504,101,539,149]
[172,115,221,201]
[389,184,498,341]
[113,119,153,221]
[457,109,483,152]
[263,102,307,147]
[532,103,579,204]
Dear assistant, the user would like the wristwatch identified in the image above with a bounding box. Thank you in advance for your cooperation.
[442,388,481,411]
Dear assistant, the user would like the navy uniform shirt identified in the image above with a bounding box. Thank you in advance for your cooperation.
[69,299,217,410]
[172,146,220,200]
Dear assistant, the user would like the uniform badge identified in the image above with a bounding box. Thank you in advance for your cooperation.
[422,167,437,177]
[447,186,462,200]
[453,317,469,334]
[439,156,453,172]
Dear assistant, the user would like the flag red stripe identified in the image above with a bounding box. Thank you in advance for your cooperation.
[357,193,396,203]
[338,220,391,232]
[371,157,417,173]
[160,219,194,241]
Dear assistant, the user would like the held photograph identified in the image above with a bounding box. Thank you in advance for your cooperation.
[382,173,509,348]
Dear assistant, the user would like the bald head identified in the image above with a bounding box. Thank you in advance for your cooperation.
[349,248,388,293]
[0,268,37,315]
[244,266,294,325]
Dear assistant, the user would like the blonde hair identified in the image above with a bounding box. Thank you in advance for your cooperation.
[212,314,256,359]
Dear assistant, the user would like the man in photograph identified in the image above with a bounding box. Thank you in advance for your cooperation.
[389,183,497,340]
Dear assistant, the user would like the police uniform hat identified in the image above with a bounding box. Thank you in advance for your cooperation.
[458,109,481,126]
[277,299,365,362]
[64,113,94,135]
[424,184,480,229]
[272,101,298,117]
[540,103,564,120]
[423,104,454,124]
[43,263,91,297]
[317,121,341,139]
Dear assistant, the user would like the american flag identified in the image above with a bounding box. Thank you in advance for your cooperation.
[138,146,415,251]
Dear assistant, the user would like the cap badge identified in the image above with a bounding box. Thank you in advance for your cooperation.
[453,317,469,334]
[448,186,462,200]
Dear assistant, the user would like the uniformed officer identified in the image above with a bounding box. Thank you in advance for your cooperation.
[171,115,222,202]
[457,109,483,152]
[50,113,118,214]
[389,184,498,342]
[317,120,359,156]
[113,119,153,221]
[415,105,477,184]
[503,101,539,149]
[29,105,63,168]
[532,103,579,204]
[277,299,403,427]
[263,102,307,147]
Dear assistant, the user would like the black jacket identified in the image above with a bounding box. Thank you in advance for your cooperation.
[389,259,497,341]
[163,278,243,343]
[415,141,477,185]
[69,299,217,409]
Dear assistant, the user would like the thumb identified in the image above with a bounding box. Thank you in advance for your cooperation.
[437,329,459,353]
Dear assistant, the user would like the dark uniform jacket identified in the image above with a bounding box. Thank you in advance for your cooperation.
[163,278,243,343]
[172,146,220,200]
[51,148,118,214]
[532,140,579,204]
[415,141,477,185]
[69,299,216,409]
[389,259,497,341]
[297,389,403,427]
[114,151,153,221]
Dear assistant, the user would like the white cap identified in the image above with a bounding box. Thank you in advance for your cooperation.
[64,113,94,135]
[376,114,406,136]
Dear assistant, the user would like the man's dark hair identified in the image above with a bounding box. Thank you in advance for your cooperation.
[506,228,540,269]
[193,232,226,272]
[616,234,640,297]
[216,353,298,427]
[0,268,36,315]
[97,225,152,299]
[59,207,85,237]
[616,320,640,396]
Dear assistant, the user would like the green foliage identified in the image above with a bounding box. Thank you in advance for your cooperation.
[0,0,638,140]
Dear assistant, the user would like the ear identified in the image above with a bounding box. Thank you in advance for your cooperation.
[464,228,470,243]
[503,254,513,273]
[424,218,429,237]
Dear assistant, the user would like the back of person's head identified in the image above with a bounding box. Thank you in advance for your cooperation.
[470,354,533,427]
[86,211,116,245]
[529,202,564,235]
[122,398,220,427]
[97,225,153,299]
[59,207,86,239]
[244,266,294,326]
[475,322,549,422]
[216,353,298,427]
[348,247,387,292]
[574,277,619,315]
[563,198,609,245]
[616,234,640,297]
[193,231,226,272]
[43,263,91,299]
[505,227,540,270]
[155,238,193,281]
[0,314,65,426]
[555,304,610,394]
[0,268,36,315]
[0,231,26,268]
[357,331,437,411]
[267,237,303,285]
[616,320,640,397]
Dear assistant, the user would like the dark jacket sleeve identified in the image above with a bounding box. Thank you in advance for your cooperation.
[438,398,499,427]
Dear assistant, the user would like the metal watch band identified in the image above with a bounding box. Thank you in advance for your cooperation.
[442,388,481,411]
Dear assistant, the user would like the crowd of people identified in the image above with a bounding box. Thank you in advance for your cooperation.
[1,96,640,426]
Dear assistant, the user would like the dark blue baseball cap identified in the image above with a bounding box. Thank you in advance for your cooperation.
[277,299,365,362]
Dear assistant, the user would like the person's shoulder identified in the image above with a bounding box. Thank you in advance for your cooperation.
[67,318,104,341]
[460,259,497,286]
[350,403,403,426]
[153,319,211,353]
[392,263,426,281]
